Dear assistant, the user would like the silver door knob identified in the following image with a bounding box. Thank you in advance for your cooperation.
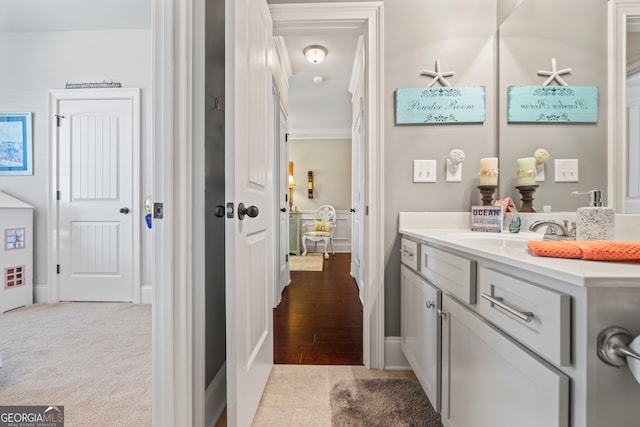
[119,207,130,214]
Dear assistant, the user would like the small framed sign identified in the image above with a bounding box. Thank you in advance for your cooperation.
[471,206,503,233]
[507,86,598,123]
[395,86,485,124]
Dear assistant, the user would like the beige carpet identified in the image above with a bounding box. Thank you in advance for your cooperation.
[290,253,324,271]
[331,378,442,426]
[0,302,151,427]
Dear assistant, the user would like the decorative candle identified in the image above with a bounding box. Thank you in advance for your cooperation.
[479,157,498,185]
[517,157,537,186]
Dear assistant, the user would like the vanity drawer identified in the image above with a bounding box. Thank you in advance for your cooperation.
[400,238,419,271]
[420,244,476,304]
[478,267,571,366]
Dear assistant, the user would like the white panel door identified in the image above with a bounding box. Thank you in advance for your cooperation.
[276,99,289,307]
[351,100,365,295]
[57,95,136,302]
[226,0,274,425]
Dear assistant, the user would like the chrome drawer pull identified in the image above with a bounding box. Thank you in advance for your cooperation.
[399,249,414,257]
[481,292,534,323]
[426,300,435,309]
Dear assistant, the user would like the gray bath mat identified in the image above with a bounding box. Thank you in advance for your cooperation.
[330,378,442,426]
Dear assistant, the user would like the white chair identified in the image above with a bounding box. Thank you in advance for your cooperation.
[301,205,336,260]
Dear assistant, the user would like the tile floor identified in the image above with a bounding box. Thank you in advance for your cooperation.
[252,365,417,426]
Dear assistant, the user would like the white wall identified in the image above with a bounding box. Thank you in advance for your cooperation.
[0,29,153,302]
[289,138,351,211]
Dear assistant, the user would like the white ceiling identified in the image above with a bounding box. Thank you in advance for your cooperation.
[0,0,357,137]
[281,32,360,138]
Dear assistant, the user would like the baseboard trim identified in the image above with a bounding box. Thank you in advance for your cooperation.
[205,362,227,427]
[384,336,411,370]
[33,285,48,304]
[140,285,153,304]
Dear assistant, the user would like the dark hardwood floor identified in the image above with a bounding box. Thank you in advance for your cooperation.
[273,253,363,365]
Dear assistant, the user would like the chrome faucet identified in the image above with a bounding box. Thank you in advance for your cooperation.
[528,220,576,241]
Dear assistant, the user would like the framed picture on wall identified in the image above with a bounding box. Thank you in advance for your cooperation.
[0,112,33,175]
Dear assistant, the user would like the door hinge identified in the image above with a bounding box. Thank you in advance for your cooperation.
[56,264,60,274]
[55,114,65,127]
[285,194,288,202]
[286,254,289,262]
[226,202,234,218]
[56,190,61,201]
[285,133,289,142]
[366,205,369,216]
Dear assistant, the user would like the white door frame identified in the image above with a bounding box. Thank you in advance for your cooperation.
[270,2,385,369]
[151,0,205,424]
[153,1,384,425]
[47,88,141,304]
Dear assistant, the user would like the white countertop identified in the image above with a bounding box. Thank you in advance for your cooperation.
[399,212,640,288]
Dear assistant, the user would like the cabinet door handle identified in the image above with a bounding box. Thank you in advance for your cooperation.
[437,309,447,318]
[426,300,434,309]
[399,249,414,257]
[480,292,534,323]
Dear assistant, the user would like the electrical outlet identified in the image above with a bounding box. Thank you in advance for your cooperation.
[554,159,579,182]
[413,160,437,183]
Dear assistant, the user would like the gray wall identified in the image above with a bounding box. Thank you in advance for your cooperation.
[289,138,352,211]
[270,0,609,338]
[205,0,227,387]
[498,0,608,211]
[0,29,153,299]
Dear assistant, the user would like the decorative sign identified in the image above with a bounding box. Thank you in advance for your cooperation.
[65,80,122,89]
[470,206,503,233]
[507,86,598,123]
[395,86,485,124]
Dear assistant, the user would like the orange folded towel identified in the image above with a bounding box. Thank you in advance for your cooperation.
[527,240,640,263]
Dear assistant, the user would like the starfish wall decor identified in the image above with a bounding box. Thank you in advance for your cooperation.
[420,60,455,87]
[537,57,572,86]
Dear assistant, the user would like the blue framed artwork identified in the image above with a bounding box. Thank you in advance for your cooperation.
[507,86,598,123]
[395,86,486,124]
[0,112,33,175]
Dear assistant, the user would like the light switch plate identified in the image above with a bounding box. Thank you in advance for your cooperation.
[413,160,437,183]
[554,159,579,182]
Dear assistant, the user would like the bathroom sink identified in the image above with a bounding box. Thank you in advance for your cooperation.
[449,232,542,249]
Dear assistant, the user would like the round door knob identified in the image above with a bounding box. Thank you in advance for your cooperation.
[119,207,130,214]
[237,203,259,220]
[280,208,286,212]
[214,205,225,218]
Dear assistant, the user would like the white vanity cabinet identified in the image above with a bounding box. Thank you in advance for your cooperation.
[399,213,640,426]
[400,264,440,410]
[441,293,570,427]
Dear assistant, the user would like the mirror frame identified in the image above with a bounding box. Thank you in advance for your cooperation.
[608,0,640,212]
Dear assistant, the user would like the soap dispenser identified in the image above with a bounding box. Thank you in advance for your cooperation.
[571,190,615,241]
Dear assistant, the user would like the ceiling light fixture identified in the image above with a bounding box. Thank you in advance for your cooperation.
[303,45,328,64]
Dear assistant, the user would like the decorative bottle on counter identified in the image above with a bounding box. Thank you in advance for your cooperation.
[572,190,615,241]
